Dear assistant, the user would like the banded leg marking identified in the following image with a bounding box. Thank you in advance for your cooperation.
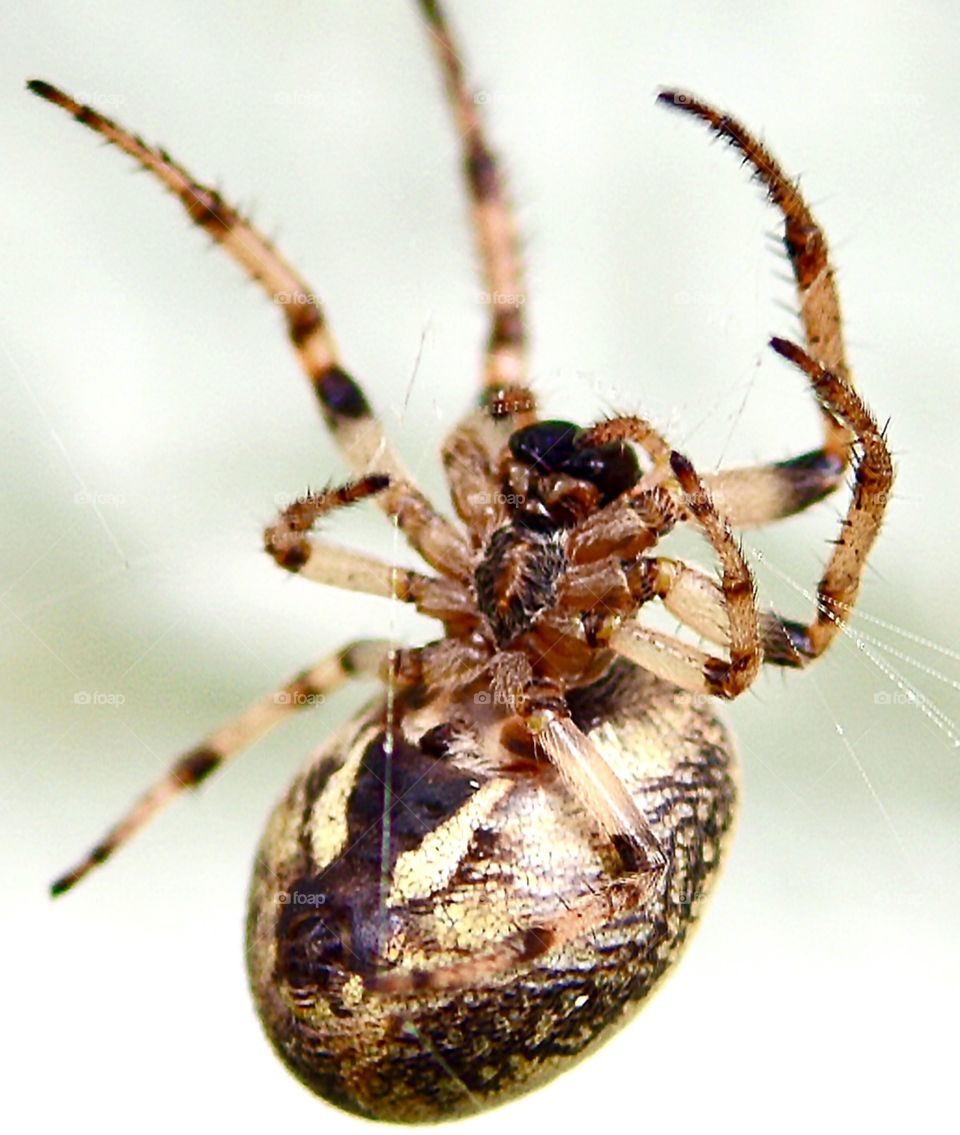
[51,641,389,895]
[764,338,893,662]
[613,451,761,699]
[27,79,471,579]
[416,2,532,413]
[659,90,858,526]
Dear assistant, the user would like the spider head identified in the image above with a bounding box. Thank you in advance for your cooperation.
[503,420,640,528]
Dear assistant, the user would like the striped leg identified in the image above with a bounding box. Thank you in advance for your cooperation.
[27,79,471,580]
[628,555,826,670]
[51,641,391,896]
[416,2,533,419]
[611,451,761,699]
[529,708,664,873]
[759,340,893,662]
[619,343,892,672]
[658,90,855,527]
[263,478,474,623]
[580,414,675,469]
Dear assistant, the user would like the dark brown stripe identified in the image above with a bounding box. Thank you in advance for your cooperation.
[265,534,310,572]
[703,655,731,697]
[174,746,222,786]
[723,577,754,601]
[771,448,845,515]
[312,365,371,421]
[27,78,58,100]
[50,841,114,897]
[50,872,79,897]
[761,615,813,668]
[183,186,236,239]
[490,307,524,348]
[74,104,106,129]
[784,218,828,289]
[466,142,498,200]
[479,384,535,418]
[668,450,698,491]
[286,302,324,346]
[417,0,442,26]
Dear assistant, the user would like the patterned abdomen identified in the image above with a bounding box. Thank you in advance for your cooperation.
[246,661,737,1122]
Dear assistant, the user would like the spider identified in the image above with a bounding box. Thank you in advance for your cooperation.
[33,0,892,1123]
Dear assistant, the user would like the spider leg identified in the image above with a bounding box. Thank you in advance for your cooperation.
[612,450,762,698]
[416,2,532,418]
[27,79,471,580]
[579,414,674,470]
[659,90,856,527]
[263,478,474,624]
[618,344,891,671]
[758,339,893,663]
[528,708,664,872]
[51,641,391,896]
[441,427,508,549]
[268,537,473,623]
[627,554,815,669]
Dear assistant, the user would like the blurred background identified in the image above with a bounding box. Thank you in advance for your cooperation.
[3,2,958,1131]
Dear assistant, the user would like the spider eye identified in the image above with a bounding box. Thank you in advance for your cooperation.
[564,442,639,503]
[508,420,580,471]
[509,420,640,504]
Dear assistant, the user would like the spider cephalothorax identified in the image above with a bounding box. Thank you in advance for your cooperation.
[37,0,893,1123]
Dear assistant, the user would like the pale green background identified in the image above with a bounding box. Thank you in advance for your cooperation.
[2,2,958,1133]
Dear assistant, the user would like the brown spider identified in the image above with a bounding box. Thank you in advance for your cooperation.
[33,0,892,1123]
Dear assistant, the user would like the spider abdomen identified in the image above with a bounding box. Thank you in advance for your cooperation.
[246,661,737,1122]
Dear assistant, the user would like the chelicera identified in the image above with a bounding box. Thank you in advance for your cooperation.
[35,0,893,1123]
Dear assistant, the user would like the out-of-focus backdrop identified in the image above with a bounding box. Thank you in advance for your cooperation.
[3,3,958,1132]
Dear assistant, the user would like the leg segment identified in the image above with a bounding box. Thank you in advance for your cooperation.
[658,90,857,525]
[624,342,892,672]
[611,451,762,699]
[27,80,471,579]
[529,708,664,872]
[416,2,532,412]
[704,448,846,529]
[632,555,819,669]
[762,338,893,661]
[51,641,390,895]
[263,480,474,622]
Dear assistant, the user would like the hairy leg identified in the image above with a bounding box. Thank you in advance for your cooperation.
[28,79,471,578]
[659,90,855,526]
[51,641,390,895]
[416,1,531,408]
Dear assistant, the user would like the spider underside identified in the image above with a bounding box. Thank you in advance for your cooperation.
[36,0,893,1123]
